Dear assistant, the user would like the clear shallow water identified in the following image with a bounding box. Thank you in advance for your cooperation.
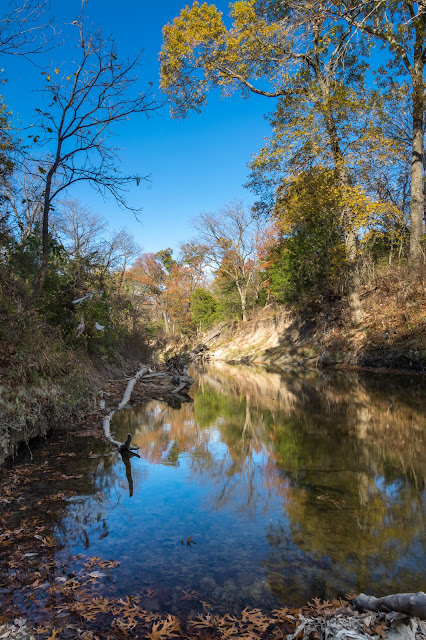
[5,364,426,614]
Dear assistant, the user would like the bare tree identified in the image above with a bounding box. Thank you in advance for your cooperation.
[55,199,106,259]
[101,228,140,289]
[28,7,159,297]
[55,199,140,289]
[2,169,44,243]
[0,0,54,60]
[194,202,261,321]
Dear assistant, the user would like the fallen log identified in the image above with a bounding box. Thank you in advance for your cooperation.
[117,367,148,409]
[172,375,193,395]
[172,381,190,395]
[102,411,138,450]
[353,592,426,620]
[142,372,169,379]
[102,365,149,450]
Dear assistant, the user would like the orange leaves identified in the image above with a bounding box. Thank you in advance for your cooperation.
[147,615,181,640]
[255,220,282,271]
[126,250,203,332]
[180,589,199,600]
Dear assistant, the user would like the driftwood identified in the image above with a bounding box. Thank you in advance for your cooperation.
[101,363,194,450]
[172,375,193,395]
[102,365,148,450]
[142,372,169,379]
[354,593,426,620]
[102,412,139,450]
[117,367,148,409]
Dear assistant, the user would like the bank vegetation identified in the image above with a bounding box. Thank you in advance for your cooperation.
[1,0,426,460]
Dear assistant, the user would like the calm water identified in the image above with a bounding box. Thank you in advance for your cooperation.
[4,364,426,614]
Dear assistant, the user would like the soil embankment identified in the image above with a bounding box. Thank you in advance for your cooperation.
[202,270,426,372]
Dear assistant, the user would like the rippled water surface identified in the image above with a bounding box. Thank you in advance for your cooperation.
[5,364,426,614]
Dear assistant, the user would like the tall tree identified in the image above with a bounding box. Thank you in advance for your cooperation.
[343,0,426,264]
[163,263,199,332]
[56,199,140,292]
[28,8,158,297]
[160,0,374,321]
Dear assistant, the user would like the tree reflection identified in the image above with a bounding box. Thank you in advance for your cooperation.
[106,363,426,601]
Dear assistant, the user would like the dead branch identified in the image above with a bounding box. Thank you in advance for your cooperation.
[354,592,426,620]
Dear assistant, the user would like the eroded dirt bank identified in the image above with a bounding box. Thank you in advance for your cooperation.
[201,272,426,372]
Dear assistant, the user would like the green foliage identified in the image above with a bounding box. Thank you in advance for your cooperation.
[191,287,219,329]
[194,386,245,430]
[265,169,345,306]
[155,248,176,273]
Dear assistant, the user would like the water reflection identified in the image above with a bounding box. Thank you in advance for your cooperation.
[107,364,426,610]
[2,364,424,615]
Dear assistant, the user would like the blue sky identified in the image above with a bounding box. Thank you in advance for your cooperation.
[2,0,276,255]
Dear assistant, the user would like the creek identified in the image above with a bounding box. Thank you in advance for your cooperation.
[1,363,425,617]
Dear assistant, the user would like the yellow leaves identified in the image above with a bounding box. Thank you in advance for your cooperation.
[160,0,288,114]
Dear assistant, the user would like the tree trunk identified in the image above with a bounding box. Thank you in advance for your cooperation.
[237,284,248,321]
[32,167,55,298]
[322,97,363,323]
[410,35,425,265]
[162,309,170,333]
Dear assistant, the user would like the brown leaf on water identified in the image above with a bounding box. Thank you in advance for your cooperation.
[147,615,181,640]
[189,613,219,629]
[240,607,271,634]
[181,589,199,600]
[272,607,296,624]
